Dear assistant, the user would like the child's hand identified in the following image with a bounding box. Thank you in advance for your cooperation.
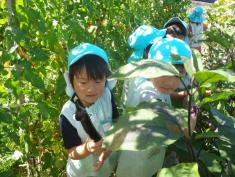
[85,139,103,154]
[94,149,112,171]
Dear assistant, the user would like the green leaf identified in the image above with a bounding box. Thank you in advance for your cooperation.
[194,69,235,87]
[218,143,235,176]
[109,59,179,80]
[0,108,12,124]
[0,18,7,26]
[37,101,49,118]
[198,150,223,173]
[104,101,188,151]
[211,108,235,145]
[182,57,196,78]
[30,48,49,62]
[200,90,235,106]
[192,49,203,72]
[42,152,52,170]
[157,163,200,177]
[24,68,45,89]
[55,74,66,96]
[195,131,220,139]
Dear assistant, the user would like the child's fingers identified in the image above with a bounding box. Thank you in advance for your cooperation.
[89,139,103,148]
[94,159,104,171]
[94,152,106,171]
[86,139,103,153]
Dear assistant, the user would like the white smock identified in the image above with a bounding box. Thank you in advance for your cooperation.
[61,72,117,177]
[190,23,204,48]
[122,77,172,107]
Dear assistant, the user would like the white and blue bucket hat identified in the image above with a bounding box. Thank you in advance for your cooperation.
[68,43,109,69]
[148,38,192,64]
[188,6,204,23]
[128,25,166,63]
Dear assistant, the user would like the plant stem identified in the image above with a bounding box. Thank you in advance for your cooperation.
[180,77,197,161]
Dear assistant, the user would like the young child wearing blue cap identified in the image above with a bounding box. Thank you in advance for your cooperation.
[59,43,119,177]
[118,38,196,177]
[124,37,195,108]
[123,25,167,107]
[188,6,207,52]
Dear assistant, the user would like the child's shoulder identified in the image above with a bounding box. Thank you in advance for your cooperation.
[61,100,76,116]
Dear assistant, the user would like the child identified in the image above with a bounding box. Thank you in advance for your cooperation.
[59,43,119,177]
[163,17,188,41]
[123,25,166,106]
[124,37,194,108]
[127,25,167,63]
[188,6,207,52]
[117,38,195,177]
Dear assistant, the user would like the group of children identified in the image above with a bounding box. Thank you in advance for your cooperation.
[59,6,206,177]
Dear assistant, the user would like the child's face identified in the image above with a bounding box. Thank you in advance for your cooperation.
[73,67,106,107]
[151,76,181,94]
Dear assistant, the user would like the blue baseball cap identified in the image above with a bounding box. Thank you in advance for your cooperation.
[148,38,192,64]
[128,25,166,63]
[188,6,204,23]
[68,43,109,69]
[163,17,188,32]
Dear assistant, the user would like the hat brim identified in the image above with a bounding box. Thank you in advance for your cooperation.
[188,16,204,23]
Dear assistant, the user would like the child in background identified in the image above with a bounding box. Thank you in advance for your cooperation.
[123,25,166,106]
[163,17,193,103]
[59,43,119,177]
[124,37,194,108]
[188,6,207,53]
[117,38,196,177]
[163,17,188,41]
[127,25,167,63]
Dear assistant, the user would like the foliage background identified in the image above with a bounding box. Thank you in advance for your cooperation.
[0,0,234,176]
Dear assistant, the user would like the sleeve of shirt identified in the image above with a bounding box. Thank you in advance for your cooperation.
[59,114,82,149]
[111,91,119,122]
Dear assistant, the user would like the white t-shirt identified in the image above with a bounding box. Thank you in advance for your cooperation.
[190,23,204,48]
[122,78,172,107]
[61,87,114,177]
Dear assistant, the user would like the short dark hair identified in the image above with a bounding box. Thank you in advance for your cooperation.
[165,22,187,37]
[143,44,153,59]
[69,54,111,87]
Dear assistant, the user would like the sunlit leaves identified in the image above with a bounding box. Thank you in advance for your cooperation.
[24,68,45,90]
[104,101,188,151]
[194,69,235,87]
[157,163,200,177]
[192,49,203,72]
[200,90,235,106]
[110,59,179,80]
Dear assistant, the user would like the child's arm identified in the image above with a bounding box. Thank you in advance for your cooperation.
[60,115,103,160]
[94,149,112,171]
[68,139,103,160]
[170,90,187,100]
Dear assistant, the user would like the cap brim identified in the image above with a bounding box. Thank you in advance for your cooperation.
[157,29,167,38]
[164,17,187,31]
